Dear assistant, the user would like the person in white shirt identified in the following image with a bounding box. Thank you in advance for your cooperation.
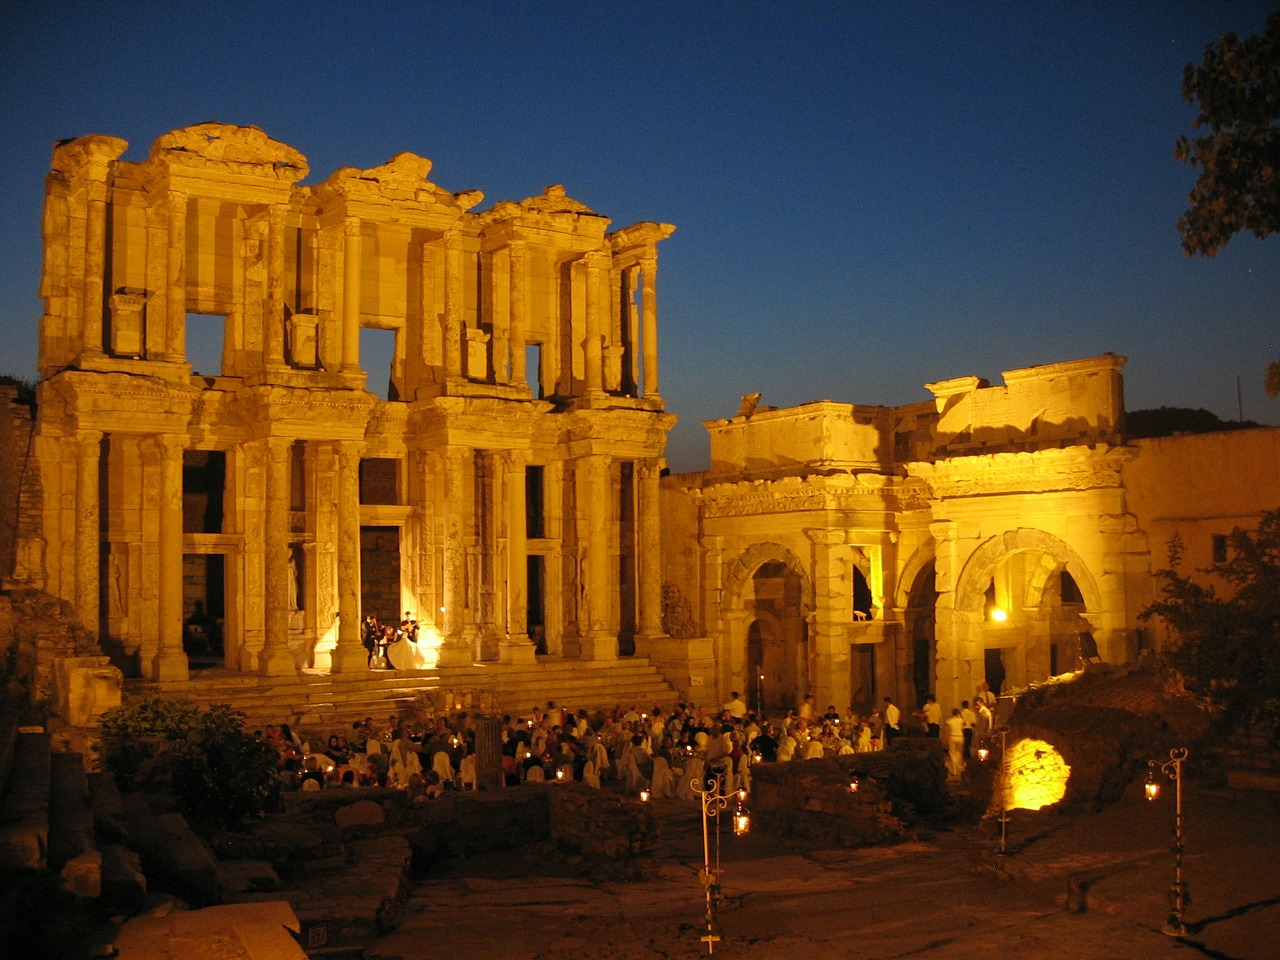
[944,708,966,778]
[960,700,977,759]
[882,697,901,745]
[722,692,748,720]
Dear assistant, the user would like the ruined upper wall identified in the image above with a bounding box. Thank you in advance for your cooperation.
[924,354,1126,456]
[703,400,893,480]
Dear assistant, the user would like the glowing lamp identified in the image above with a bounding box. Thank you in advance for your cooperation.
[977,746,990,762]
[733,807,751,836]
[1145,770,1161,801]
[555,767,568,782]
[751,751,763,764]
[737,787,748,801]
[639,788,650,802]
[848,775,860,794]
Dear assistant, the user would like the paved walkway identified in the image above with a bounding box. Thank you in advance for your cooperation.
[373,781,1280,960]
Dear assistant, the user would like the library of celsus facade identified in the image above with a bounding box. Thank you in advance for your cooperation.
[23,123,675,682]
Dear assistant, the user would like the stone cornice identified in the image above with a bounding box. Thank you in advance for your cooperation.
[906,444,1133,499]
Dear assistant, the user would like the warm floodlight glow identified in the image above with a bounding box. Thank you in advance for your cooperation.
[988,607,1008,622]
[1004,738,1070,811]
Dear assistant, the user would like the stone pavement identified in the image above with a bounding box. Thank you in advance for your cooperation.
[371,781,1280,960]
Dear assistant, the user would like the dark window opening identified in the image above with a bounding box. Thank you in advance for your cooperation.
[526,343,543,398]
[290,441,306,512]
[853,567,873,619]
[1060,570,1084,605]
[359,458,399,505]
[526,465,545,538]
[183,450,225,533]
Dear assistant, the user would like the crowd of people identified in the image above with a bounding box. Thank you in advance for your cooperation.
[255,681,1001,803]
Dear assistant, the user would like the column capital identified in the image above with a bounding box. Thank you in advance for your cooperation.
[343,215,361,237]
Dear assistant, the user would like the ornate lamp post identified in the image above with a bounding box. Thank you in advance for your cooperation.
[693,771,749,954]
[979,724,1011,854]
[1145,747,1190,936]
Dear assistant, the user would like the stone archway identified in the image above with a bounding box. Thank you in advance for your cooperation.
[721,542,814,712]
[951,528,1103,695]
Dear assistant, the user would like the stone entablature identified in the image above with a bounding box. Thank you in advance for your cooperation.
[908,445,1132,499]
[694,473,928,519]
[26,123,677,687]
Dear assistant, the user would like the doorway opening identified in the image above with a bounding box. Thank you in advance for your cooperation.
[182,553,225,667]
[360,526,401,626]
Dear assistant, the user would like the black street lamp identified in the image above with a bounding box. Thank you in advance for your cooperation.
[1145,747,1190,936]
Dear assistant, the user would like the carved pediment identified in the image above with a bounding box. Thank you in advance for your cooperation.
[150,123,308,181]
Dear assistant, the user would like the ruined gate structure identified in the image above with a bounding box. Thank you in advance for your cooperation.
[662,354,1280,716]
[21,122,676,682]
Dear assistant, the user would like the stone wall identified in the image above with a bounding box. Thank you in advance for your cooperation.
[749,740,951,848]
[270,781,658,878]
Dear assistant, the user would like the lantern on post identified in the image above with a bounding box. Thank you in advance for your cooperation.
[1146,747,1190,936]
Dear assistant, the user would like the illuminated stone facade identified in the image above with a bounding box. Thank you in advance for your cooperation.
[662,355,1280,715]
[22,123,675,682]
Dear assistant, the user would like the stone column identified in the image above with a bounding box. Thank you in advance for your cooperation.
[166,190,187,362]
[808,528,854,712]
[640,256,659,397]
[634,457,665,642]
[259,438,296,676]
[265,205,287,367]
[577,453,615,661]
[508,241,528,388]
[329,440,368,673]
[73,430,103,635]
[342,217,361,373]
[584,252,607,394]
[82,179,108,357]
[443,229,463,378]
[500,450,535,663]
[437,447,473,666]
[150,434,189,682]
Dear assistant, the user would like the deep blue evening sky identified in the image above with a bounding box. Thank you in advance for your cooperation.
[1,1,1276,471]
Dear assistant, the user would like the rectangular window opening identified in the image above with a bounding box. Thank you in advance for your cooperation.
[185,313,226,378]
[360,327,399,401]
[526,343,543,398]
[359,457,400,505]
[183,450,226,534]
[526,465,545,539]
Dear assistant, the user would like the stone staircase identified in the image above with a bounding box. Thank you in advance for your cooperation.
[124,655,684,732]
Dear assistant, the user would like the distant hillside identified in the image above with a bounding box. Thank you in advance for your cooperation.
[1126,407,1260,439]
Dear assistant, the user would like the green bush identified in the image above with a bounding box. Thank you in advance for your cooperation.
[99,697,277,834]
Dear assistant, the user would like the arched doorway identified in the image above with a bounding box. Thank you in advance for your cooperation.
[957,529,1104,692]
[748,561,807,713]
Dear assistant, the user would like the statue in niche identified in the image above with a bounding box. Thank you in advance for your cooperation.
[288,547,300,611]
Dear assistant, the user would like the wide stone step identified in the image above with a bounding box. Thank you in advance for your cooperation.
[124,656,682,731]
